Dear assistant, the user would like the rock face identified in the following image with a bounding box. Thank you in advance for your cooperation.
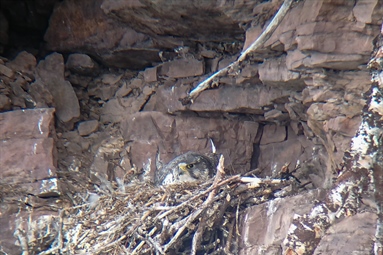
[0,108,59,254]
[0,0,383,254]
[35,53,80,126]
[44,0,161,69]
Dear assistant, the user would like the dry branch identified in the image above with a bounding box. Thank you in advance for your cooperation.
[181,0,294,104]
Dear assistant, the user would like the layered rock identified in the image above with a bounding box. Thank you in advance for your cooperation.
[0,0,382,254]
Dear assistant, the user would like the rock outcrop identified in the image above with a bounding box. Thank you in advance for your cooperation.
[0,0,383,254]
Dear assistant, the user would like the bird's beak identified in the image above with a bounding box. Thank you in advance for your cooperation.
[178,163,188,173]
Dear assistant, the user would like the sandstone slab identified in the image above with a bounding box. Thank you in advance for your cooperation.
[0,108,55,139]
[239,189,326,255]
[77,120,99,136]
[260,124,286,145]
[159,58,204,78]
[44,0,160,69]
[0,108,58,197]
[0,63,14,78]
[66,53,99,75]
[313,212,376,255]
[6,51,36,76]
[120,111,260,177]
[35,53,80,125]
[0,138,58,196]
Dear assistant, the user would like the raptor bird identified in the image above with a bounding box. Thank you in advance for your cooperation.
[155,151,217,186]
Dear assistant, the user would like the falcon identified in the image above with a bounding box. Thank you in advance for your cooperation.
[155,151,216,186]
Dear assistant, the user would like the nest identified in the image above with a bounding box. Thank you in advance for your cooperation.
[23,156,300,255]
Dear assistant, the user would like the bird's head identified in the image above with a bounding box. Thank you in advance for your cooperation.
[176,155,214,182]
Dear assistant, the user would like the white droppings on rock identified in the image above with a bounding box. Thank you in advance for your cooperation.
[309,204,324,219]
[267,199,278,218]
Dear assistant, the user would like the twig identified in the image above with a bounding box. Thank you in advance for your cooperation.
[156,174,240,220]
[191,156,225,255]
[182,0,294,104]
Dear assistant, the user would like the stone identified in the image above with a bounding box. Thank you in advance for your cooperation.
[88,83,118,101]
[101,0,272,46]
[35,53,80,125]
[100,98,126,123]
[0,63,14,78]
[78,120,99,136]
[67,74,92,88]
[66,53,99,75]
[258,55,305,90]
[143,66,157,82]
[313,212,376,255]
[324,115,361,137]
[200,49,216,58]
[44,0,160,69]
[101,73,123,85]
[0,94,11,111]
[243,25,262,51]
[239,189,326,255]
[260,124,286,145]
[218,56,237,70]
[0,108,58,197]
[0,108,55,139]
[5,51,36,75]
[159,58,204,78]
[0,138,59,196]
[100,84,155,123]
[258,136,308,178]
[262,0,381,70]
[236,64,261,85]
[28,80,55,108]
[120,111,260,175]
[264,109,289,122]
[152,82,293,115]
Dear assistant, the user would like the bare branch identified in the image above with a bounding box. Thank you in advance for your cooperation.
[182,0,294,104]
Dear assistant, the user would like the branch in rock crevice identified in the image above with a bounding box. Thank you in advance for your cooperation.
[180,0,294,105]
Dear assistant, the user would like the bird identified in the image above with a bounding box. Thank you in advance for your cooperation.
[155,151,217,186]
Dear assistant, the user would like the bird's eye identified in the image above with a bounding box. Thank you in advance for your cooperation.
[186,164,194,169]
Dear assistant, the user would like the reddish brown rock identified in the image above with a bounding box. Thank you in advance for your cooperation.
[258,55,305,90]
[258,136,307,178]
[313,212,376,255]
[239,189,326,255]
[5,51,36,76]
[260,124,286,145]
[0,108,58,196]
[44,0,160,69]
[0,63,14,78]
[77,120,99,136]
[0,138,58,196]
[324,116,361,137]
[120,111,259,176]
[148,82,294,116]
[143,66,157,82]
[0,94,11,111]
[0,108,55,139]
[236,64,261,85]
[158,58,204,78]
[101,0,273,45]
[66,53,99,75]
[254,0,383,70]
[35,53,80,125]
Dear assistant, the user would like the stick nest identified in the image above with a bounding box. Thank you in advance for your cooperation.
[25,156,298,255]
